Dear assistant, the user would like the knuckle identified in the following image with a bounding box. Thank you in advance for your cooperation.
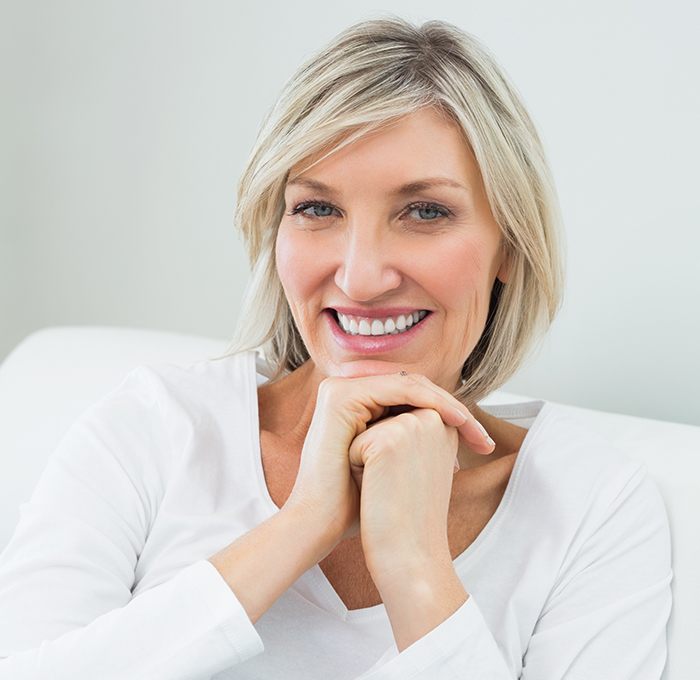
[317,376,339,397]
[347,432,363,456]
[425,408,444,424]
[351,430,382,459]
[370,412,407,437]
[414,408,442,426]
[394,410,421,431]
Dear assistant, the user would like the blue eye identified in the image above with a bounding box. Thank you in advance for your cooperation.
[406,202,450,221]
[288,201,338,219]
[287,200,452,223]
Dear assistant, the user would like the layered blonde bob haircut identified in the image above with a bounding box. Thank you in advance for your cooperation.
[218,15,566,406]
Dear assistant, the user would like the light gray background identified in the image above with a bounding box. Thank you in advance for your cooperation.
[1,1,698,426]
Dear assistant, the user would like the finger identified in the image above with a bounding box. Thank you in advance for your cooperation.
[337,372,493,452]
[341,373,465,430]
[394,372,495,453]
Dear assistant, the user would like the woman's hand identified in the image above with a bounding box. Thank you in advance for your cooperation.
[283,371,494,548]
[347,403,461,588]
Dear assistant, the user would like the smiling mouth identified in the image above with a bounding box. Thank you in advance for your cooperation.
[328,309,432,336]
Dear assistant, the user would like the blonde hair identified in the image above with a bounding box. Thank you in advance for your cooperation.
[216,14,566,406]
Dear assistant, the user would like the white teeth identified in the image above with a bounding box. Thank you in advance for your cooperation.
[336,310,428,336]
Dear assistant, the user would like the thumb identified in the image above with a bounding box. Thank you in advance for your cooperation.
[350,463,364,492]
[348,431,368,491]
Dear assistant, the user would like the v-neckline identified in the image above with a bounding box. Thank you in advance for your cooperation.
[246,349,552,622]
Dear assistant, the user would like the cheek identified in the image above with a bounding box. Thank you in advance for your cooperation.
[275,228,328,298]
[429,236,487,304]
[275,230,306,290]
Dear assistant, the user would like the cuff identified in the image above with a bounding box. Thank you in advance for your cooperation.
[189,559,265,663]
[356,595,508,679]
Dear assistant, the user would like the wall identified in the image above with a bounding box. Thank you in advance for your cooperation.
[1,0,698,425]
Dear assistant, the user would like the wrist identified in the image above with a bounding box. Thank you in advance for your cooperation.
[278,502,342,563]
[368,546,453,593]
[373,557,469,653]
[207,505,341,624]
[379,562,465,607]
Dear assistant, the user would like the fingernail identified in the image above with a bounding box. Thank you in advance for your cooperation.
[475,419,495,447]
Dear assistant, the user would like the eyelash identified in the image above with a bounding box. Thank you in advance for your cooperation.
[286,199,453,224]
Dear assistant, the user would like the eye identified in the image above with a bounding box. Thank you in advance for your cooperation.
[404,201,452,222]
[286,199,452,223]
[287,200,339,220]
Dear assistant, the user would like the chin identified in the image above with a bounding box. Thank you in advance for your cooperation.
[332,358,414,379]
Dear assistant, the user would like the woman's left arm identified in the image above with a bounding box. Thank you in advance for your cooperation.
[516,463,672,679]
[350,414,672,679]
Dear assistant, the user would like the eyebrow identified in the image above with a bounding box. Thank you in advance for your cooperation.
[285,176,470,196]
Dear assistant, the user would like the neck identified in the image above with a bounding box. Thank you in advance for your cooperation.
[257,360,319,450]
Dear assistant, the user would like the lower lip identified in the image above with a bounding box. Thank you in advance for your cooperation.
[324,309,432,354]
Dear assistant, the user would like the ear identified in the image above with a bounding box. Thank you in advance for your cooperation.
[496,248,512,284]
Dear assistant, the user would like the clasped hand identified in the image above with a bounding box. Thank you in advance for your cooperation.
[284,371,495,590]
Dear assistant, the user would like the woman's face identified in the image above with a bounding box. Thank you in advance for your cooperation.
[276,106,511,393]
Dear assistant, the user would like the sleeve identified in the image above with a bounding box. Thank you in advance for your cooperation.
[354,462,673,680]
[355,595,511,679]
[0,366,264,679]
[520,462,672,679]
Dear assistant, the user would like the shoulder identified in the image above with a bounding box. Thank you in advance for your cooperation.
[106,349,256,420]
[52,350,257,487]
[71,349,257,459]
[525,401,649,492]
[523,403,670,560]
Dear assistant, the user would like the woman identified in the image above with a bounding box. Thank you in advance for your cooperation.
[0,16,672,680]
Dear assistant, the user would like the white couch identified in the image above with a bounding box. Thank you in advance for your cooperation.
[0,326,697,679]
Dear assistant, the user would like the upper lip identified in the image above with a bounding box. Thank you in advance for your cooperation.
[328,306,431,318]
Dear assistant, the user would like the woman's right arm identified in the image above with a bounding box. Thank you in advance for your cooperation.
[0,366,327,680]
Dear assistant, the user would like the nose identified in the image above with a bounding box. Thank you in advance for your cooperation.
[333,224,402,302]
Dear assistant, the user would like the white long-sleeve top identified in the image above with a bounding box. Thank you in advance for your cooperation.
[0,349,673,679]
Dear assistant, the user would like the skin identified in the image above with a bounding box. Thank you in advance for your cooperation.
[258,105,529,649]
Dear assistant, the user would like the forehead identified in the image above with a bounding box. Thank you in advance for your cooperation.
[287,107,479,187]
